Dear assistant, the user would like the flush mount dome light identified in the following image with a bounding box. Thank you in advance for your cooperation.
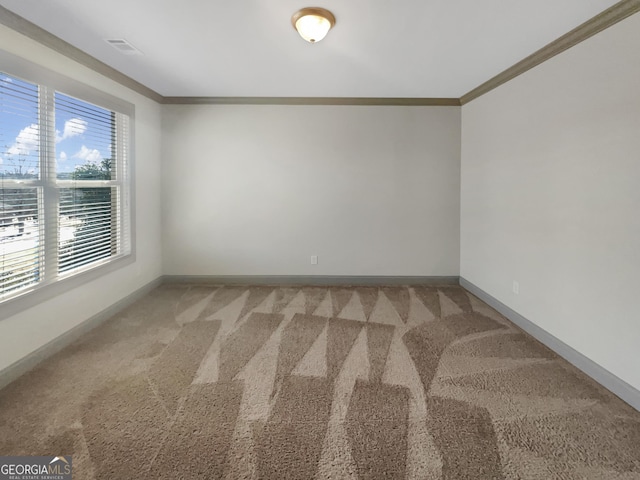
[291,7,336,43]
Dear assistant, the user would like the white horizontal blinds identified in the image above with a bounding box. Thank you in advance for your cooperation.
[58,187,119,272]
[54,92,120,274]
[54,93,114,180]
[0,75,41,179]
[0,74,43,299]
[0,188,43,298]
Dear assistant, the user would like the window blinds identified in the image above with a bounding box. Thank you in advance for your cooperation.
[0,70,131,303]
[54,92,121,275]
[0,75,43,299]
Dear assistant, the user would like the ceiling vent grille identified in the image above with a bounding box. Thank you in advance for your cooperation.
[105,39,142,55]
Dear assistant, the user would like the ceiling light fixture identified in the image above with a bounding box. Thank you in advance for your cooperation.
[291,7,336,43]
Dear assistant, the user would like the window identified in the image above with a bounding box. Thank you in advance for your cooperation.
[0,61,133,309]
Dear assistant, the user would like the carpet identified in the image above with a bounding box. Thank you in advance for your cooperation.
[0,284,639,479]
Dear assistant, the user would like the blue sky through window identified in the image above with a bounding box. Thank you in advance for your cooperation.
[55,91,113,177]
[1,73,114,178]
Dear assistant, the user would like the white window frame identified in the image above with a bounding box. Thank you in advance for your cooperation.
[0,50,135,319]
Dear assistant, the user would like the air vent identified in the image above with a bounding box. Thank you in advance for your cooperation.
[105,39,143,55]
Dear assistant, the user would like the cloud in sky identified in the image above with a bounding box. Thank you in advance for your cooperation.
[73,145,102,164]
[7,123,39,156]
[56,117,88,143]
[59,151,67,161]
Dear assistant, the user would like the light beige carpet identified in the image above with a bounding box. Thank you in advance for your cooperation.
[1,284,639,479]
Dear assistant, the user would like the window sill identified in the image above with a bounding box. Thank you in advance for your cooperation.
[0,253,135,320]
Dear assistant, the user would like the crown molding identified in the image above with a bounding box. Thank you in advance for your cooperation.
[1,2,638,106]
[460,0,640,105]
[162,97,460,106]
[0,5,164,103]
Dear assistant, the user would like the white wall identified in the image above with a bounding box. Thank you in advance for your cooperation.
[461,13,640,390]
[162,105,460,276]
[0,26,163,373]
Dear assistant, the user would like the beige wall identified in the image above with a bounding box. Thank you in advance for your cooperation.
[162,104,461,276]
[0,26,163,373]
[461,13,640,390]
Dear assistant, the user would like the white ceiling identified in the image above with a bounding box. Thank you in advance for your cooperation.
[0,0,620,98]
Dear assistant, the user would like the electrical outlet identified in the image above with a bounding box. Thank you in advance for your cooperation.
[512,281,519,295]
[311,255,318,265]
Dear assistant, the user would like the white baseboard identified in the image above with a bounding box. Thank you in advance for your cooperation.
[460,277,640,412]
[162,274,460,286]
